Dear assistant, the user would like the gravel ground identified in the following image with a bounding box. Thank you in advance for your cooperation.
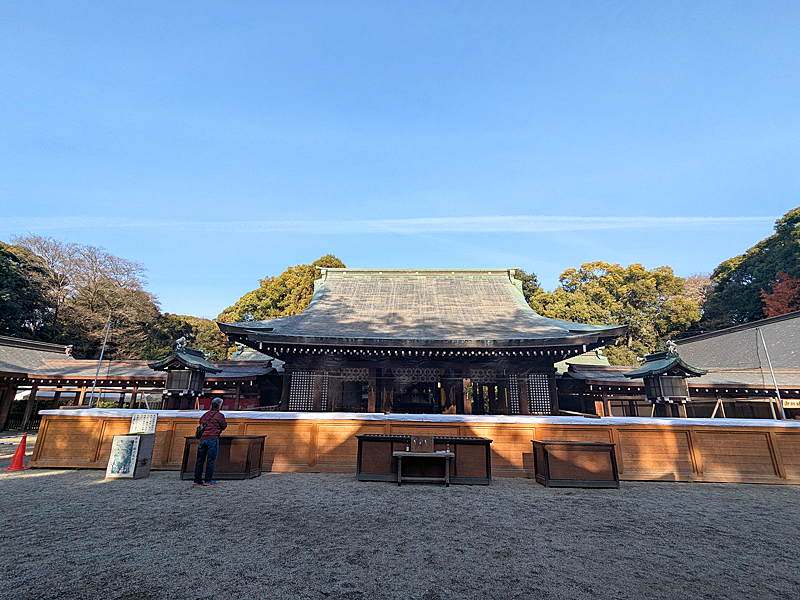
[1,436,799,600]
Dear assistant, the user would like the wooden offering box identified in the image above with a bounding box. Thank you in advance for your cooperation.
[180,435,265,480]
[356,434,492,485]
[533,440,619,489]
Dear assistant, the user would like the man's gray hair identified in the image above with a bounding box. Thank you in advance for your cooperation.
[211,397,223,409]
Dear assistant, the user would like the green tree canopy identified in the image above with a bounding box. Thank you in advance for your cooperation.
[703,207,800,328]
[0,242,51,338]
[218,255,346,323]
[529,261,702,364]
[513,268,542,303]
[142,313,233,361]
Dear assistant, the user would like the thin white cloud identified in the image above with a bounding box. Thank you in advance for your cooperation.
[2,215,776,235]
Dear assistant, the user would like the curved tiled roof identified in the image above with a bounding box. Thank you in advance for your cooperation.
[219,269,626,348]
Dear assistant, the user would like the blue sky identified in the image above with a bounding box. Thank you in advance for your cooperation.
[1,1,798,318]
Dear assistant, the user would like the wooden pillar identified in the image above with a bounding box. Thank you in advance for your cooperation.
[329,374,343,412]
[367,367,377,413]
[280,372,291,410]
[130,387,139,409]
[602,392,611,417]
[518,376,530,415]
[628,400,636,417]
[21,384,38,431]
[117,390,126,409]
[549,373,559,415]
[594,399,606,417]
[474,383,484,415]
[50,390,62,409]
[487,384,498,414]
[516,375,529,415]
[234,385,242,410]
[462,378,472,415]
[312,374,324,411]
[677,402,688,418]
[0,384,17,431]
[78,386,87,406]
[380,378,393,413]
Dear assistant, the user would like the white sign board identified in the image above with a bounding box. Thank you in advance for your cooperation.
[105,435,141,478]
[129,413,158,434]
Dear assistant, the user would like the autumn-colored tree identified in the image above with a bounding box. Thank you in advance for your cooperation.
[218,255,346,323]
[11,235,160,359]
[529,262,702,365]
[761,272,800,317]
[703,207,800,328]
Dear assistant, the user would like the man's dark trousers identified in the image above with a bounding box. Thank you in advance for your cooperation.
[194,439,219,483]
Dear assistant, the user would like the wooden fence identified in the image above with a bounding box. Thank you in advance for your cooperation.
[28,412,800,484]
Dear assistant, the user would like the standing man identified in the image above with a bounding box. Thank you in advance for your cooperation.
[194,397,227,486]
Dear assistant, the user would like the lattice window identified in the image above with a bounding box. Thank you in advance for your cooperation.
[469,368,496,384]
[289,371,314,411]
[508,373,520,414]
[392,367,439,384]
[320,373,329,411]
[342,368,369,382]
[527,373,551,415]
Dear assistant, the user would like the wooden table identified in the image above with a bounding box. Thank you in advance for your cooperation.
[393,450,455,486]
[356,434,492,485]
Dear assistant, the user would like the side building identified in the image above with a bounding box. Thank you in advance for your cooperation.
[217,268,626,415]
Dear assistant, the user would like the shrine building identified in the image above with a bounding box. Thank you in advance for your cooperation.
[218,268,626,416]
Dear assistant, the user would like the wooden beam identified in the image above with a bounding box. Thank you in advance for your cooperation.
[0,384,17,431]
[21,384,38,431]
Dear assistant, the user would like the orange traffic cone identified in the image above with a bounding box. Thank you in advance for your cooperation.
[6,432,27,472]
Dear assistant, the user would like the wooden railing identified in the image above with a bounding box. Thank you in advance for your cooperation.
[28,411,800,484]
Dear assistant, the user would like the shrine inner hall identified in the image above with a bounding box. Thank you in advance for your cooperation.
[218,269,626,415]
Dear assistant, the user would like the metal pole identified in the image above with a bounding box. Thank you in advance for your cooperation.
[88,314,112,409]
[758,327,786,420]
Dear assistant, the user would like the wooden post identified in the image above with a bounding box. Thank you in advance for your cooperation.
[78,386,87,406]
[21,384,38,431]
[329,373,343,411]
[280,372,291,410]
[594,399,606,417]
[130,387,139,409]
[312,374,323,412]
[117,390,126,409]
[0,384,17,431]
[234,385,242,410]
[367,367,377,413]
[50,390,62,409]
[602,392,611,417]
[462,378,472,415]
[518,376,530,415]
[678,402,688,418]
[487,383,497,414]
[549,373,559,415]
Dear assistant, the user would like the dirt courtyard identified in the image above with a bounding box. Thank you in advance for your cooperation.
[1,437,799,600]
